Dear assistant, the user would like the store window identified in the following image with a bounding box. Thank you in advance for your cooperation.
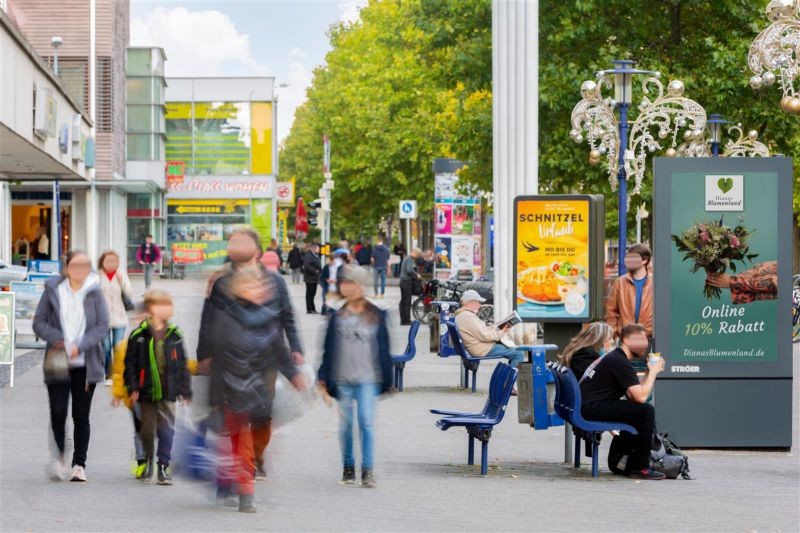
[193,102,251,175]
[166,199,251,266]
[127,133,164,161]
[165,102,193,171]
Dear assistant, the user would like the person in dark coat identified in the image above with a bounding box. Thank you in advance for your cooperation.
[317,265,393,488]
[33,250,110,483]
[198,229,305,479]
[287,243,304,285]
[302,243,322,314]
[204,268,304,512]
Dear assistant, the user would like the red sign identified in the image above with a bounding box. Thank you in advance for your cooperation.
[295,198,308,239]
[171,246,204,263]
[166,161,185,186]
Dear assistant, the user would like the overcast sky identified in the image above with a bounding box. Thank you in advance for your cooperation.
[131,0,367,142]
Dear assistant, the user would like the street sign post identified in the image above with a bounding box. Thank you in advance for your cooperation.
[400,200,417,254]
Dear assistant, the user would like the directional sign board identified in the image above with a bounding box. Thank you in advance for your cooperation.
[399,200,417,219]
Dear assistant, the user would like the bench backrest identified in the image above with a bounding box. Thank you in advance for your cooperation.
[484,363,518,422]
[404,320,420,358]
[548,362,582,424]
[445,321,469,358]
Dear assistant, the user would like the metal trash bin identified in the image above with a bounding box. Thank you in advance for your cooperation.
[517,362,556,426]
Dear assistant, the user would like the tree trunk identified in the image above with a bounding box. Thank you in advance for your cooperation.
[671,0,682,45]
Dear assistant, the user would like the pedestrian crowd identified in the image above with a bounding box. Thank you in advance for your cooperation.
[31,234,668,516]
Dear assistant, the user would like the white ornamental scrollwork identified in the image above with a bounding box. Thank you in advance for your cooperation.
[624,77,706,196]
[569,75,620,188]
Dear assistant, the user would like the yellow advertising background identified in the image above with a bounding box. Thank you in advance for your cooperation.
[515,199,590,302]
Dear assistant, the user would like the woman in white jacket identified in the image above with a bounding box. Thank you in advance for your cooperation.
[98,250,133,385]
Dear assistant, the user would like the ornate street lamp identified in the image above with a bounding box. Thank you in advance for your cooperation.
[748,0,800,112]
[677,115,771,158]
[570,60,706,275]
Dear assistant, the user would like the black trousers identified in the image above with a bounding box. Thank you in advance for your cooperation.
[399,278,412,324]
[305,282,318,312]
[47,366,96,467]
[582,400,654,472]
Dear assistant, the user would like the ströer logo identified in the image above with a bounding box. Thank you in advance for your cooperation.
[717,177,734,194]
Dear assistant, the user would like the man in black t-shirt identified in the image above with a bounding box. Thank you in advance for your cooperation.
[580,323,666,480]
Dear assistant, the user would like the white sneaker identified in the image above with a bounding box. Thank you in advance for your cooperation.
[104,379,113,386]
[70,465,87,482]
[47,459,65,481]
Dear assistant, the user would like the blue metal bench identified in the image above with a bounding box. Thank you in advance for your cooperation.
[546,362,638,478]
[445,321,505,393]
[391,320,420,392]
[431,363,518,475]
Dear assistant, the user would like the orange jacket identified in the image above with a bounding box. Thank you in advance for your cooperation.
[605,273,653,338]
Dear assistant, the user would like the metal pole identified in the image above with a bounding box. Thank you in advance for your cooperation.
[564,422,573,463]
[636,212,642,244]
[711,141,720,157]
[617,102,629,276]
[405,218,411,253]
[53,180,61,260]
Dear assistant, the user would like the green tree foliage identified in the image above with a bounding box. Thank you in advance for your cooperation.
[283,0,798,243]
[539,0,800,239]
[280,0,493,237]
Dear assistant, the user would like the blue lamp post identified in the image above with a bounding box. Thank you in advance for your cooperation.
[706,114,728,158]
[572,61,706,276]
[605,60,657,275]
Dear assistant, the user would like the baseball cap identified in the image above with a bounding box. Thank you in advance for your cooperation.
[460,289,486,304]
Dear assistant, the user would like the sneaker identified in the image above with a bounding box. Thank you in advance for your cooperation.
[157,463,173,485]
[139,459,154,482]
[238,494,257,513]
[70,465,87,482]
[341,466,356,484]
[216,486,239,507]
[134,460,148,480]
[47,458,66,481]
[627,468,666,480]
[104,378,113,386]
[361,468,376,488]
[255,464,268,481]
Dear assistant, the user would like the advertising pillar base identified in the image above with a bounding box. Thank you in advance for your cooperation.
[656,379,792,448]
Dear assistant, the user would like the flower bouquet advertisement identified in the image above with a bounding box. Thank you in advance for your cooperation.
[663,171,783,369]
[514,196,603,322]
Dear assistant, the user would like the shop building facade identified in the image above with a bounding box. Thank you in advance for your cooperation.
[165,77,278,266]
[0,7,92,264]
[3,0,130,265]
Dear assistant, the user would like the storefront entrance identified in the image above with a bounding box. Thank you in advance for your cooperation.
[10,195,71,266]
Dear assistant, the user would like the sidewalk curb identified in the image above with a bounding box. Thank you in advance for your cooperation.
[0,349,41,388]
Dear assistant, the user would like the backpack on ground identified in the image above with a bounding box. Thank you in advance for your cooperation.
[607,431,692,479]
[650,432,692,479]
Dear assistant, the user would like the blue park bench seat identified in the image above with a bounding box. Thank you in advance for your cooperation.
[546,362,638,478]
[445,321,506,393]
[391,320,420,392]
[430,363,518,475]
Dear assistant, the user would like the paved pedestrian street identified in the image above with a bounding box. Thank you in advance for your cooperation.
[1,277,798,532]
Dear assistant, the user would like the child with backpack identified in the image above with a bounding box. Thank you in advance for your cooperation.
[124,289,192,485]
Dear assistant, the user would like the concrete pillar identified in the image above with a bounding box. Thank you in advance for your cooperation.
[492,0,539,318]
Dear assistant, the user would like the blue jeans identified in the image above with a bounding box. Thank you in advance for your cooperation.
[337,383,379,469]
[320,281,329,310]
[486,344,525,368]
[373,267,387,295]
[102,327,126,378]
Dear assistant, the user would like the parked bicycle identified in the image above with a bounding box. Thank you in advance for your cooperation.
[412,279,494,324]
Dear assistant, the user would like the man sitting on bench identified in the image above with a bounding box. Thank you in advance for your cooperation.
[579,323,666,480]
[454,290,524,375]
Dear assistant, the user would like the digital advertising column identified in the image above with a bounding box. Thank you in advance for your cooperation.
[654,157,794,448]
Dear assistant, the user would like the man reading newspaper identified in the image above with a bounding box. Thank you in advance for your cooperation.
[454,290,525,394]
